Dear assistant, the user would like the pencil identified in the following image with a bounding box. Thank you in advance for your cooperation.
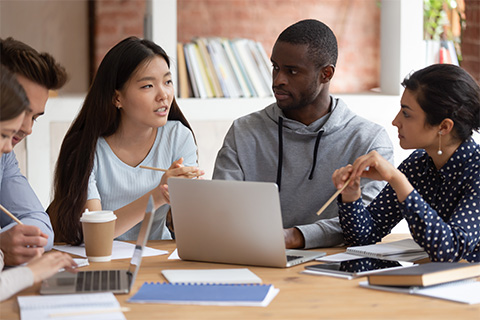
[316,177,352,216]
[0,204,23,225]
[139,165,168,172]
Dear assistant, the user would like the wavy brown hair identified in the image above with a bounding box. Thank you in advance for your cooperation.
[0,37,67,90]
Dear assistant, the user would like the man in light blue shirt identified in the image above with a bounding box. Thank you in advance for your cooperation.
[0,37,67,266]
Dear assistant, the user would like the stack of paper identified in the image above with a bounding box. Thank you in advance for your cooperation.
[17,292,126,320]
[346,239,428,262]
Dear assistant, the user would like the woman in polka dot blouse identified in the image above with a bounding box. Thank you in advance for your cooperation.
[332,64,480,262]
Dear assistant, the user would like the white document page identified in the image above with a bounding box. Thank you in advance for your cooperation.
[17,292,126,320]
[53,240,168,259]
[162,268,262,284]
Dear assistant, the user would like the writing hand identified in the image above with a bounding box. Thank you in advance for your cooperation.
[0,224,48,266]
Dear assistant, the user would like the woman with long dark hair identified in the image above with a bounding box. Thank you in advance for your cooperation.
[332,64,480,262]
[49,37,203,245]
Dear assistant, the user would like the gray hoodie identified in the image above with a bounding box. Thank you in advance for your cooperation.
[213,97,394,248]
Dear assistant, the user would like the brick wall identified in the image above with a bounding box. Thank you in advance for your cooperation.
[91,0,479,92]
[177,0,381,93]
[92,0,146,72]
[461,1,480,82]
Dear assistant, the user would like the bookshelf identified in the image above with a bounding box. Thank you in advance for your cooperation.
[25,0,428,225]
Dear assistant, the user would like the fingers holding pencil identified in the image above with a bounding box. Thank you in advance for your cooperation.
[140,158,205,180]
[330,164,362,207]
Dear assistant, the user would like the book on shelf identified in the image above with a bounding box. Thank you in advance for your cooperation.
[225,38,257,97]
[206,37,242,98]
[182,43,199,98]
[128,282,279,307]
[367,262,480,287]
[360,279,480,305]
[192,42,215,98]
[346,238,429,262]
[221,38,253,98]
[247,40,273,96]
[177,42,191,98]
[177,37,273,99]
[232,38,271,98]
[184,43,208,98]
[194,37,223,98]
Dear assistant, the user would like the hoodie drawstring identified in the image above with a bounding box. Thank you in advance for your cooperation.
[308,131,324,180]
[276,117,324,190]
[276,117,284,191]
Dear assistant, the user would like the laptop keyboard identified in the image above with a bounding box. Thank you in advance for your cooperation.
[75,270,120,292]
[286,254,303,262]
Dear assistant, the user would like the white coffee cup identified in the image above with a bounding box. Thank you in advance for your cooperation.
[80,209,117,262]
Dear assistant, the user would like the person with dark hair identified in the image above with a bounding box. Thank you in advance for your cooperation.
[48,36,204,246]
[0,38,67,266]
[332,64,480,262]
[213,19,394,249]
[0,65,29,125]
[0,66,77,301]
[0,37,67,147]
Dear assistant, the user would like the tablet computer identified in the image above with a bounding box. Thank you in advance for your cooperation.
[304,257,415,279]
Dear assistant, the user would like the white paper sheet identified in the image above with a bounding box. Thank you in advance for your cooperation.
[53,241,168,260]
[18,292,126,320]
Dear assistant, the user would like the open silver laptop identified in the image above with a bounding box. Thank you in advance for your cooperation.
[40,197,155,295]
[169,178,325,268]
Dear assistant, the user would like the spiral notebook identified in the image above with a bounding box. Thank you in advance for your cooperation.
[346,239,428,262]
[128,282,279,306]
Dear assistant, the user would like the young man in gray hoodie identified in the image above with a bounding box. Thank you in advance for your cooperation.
[213,19,394,249]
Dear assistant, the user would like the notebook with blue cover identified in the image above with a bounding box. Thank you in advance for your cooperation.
[128,282,279,306]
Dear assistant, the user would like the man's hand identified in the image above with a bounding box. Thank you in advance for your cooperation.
[0,224,48,266]
[284,227,305,249]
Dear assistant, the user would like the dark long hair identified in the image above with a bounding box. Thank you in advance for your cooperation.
[402,64,480,141]
[49,37,194,245]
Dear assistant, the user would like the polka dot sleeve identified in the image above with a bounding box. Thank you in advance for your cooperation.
[338,138,480,262]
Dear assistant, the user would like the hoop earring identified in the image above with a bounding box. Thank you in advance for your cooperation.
[437,131,443,156]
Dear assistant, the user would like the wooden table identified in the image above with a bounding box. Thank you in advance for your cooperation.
[1,235,479,319]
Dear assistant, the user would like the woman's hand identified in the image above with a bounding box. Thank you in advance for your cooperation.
[332,164,362,203]
[350,151,398,182]
[27,251,78,283]
[154,158,205,205]
[333,151,414,203]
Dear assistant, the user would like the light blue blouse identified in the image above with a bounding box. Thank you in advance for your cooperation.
[87,121,198,241]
